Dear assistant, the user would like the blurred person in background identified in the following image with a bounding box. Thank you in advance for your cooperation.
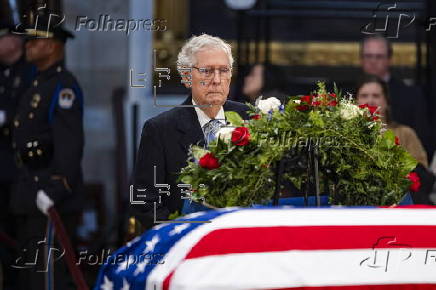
[356,74,435,205]
[356,74,427,166]
[10,13,84,289]
[234,63,288,104]
[360,34,433,163]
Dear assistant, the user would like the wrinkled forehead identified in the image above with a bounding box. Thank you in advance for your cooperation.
[194,47,231,67]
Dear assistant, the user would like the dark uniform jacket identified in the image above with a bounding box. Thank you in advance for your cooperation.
[132,96,249,228]
[0,57,35,183]
[10,61,84,215]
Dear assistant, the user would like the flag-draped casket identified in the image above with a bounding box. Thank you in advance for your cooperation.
[95,206,436,290]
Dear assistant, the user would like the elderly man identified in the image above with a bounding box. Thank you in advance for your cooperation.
[132,34,249,228]
[360,34,432,161]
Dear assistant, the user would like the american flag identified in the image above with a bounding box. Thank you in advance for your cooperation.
[94,206,436,290]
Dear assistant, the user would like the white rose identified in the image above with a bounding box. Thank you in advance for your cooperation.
[340,103,362,120]
[217,126,234,142]
[257,97,281,114]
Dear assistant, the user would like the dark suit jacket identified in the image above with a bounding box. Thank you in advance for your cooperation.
[132,96,249,228]
[388,77,433,160]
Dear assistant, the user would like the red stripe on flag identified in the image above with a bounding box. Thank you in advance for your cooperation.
[382,205,436,209]
[185,226,436,259]
[270,284,436,289]
[162,270,175,290]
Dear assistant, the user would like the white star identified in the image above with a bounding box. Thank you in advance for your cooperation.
[169,224,190,236]
[144,235,159,254]
[100,276,113,290]
[121,278,130,290]
[133,260,148,276]
[116,255,135,273]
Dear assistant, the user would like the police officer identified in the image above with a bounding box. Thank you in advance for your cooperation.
[10,15,84,290]
[0,21,35,290]
[0,22,34,224]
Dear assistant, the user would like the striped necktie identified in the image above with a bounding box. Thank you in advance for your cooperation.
[203,119,223,147]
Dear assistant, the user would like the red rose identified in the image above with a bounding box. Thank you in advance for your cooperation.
[359,104,380,121]
[250,114,261,120]
[358,104,378,115]
[300,95,312,104]
[312,100,321,106]
[407,172,421,192]
[296,105,310,111]
[231,127,250,146]
[199,153,220,170]
[329,93,337,98]
[395,136,400,145]
[327,100,337,106]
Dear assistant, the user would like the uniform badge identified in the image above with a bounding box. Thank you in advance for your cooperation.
[58,88,75,109]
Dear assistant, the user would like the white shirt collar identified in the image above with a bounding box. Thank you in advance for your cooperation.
[192,97,226,129]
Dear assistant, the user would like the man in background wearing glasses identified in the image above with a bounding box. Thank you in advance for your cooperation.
[132,34,249,229]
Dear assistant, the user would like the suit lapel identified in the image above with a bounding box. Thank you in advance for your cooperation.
[177,96,205,152]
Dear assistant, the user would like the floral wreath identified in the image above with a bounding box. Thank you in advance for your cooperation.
[179,82,419,208]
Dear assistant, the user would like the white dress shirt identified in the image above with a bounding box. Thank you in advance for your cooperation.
[192,98,226,129]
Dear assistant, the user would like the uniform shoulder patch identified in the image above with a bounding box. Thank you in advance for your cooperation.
[58,88,75,109]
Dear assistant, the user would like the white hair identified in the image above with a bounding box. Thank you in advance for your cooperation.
[176,34,233,76]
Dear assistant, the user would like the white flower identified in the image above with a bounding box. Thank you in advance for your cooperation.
[191,147,209,161]
[293,100,301,104]
[257,97,281,114]
[339,103,363,120]
[217,126,234,142]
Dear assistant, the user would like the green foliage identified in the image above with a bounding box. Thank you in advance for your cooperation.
[225,111,244,127]
[179,83,416,207]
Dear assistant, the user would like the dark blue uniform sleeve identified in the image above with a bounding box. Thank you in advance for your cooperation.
[43,82,84,204]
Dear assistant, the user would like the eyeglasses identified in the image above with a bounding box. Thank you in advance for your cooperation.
[192,66,232,80]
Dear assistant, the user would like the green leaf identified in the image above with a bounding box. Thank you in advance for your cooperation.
[225,111,244,127]
[309,111,324,128]
[181,175,193,185]
[401,150,418,172]
[383,129,396,149]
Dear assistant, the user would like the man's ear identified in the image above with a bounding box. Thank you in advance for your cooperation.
[179,68,192,88]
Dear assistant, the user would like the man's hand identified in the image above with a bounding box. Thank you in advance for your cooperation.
[36,190,54,215]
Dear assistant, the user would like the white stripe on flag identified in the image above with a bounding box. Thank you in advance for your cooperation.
[169,249,436,290]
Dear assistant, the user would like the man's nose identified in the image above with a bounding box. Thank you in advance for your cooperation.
[212,70,221,84]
